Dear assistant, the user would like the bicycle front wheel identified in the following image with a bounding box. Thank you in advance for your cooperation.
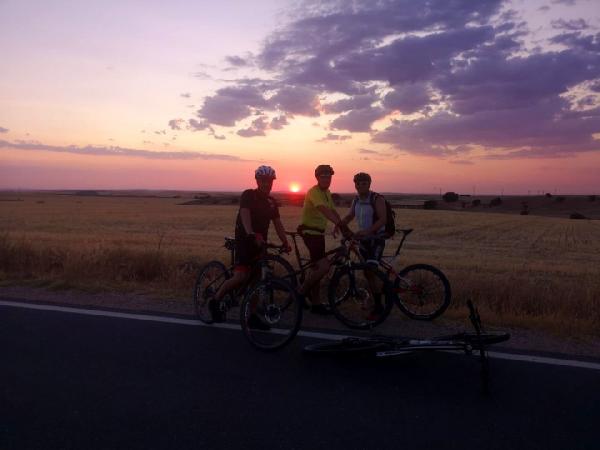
[261,254,298,288]
[241,278,302,351]
[328,264,393,330]
[193,261,229,324]
[394,264,451,320]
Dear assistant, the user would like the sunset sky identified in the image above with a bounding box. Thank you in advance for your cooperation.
[1,0,599,194]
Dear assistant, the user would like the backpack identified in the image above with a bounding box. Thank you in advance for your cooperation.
[352,192,396,238]
[369,192,396,238]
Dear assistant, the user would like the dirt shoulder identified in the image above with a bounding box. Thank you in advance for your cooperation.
[1,284,599,360]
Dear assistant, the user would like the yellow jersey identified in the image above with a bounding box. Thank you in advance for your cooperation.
[301,185,335,235]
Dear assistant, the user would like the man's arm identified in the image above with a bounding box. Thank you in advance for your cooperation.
[340,208,355,226]
[239,208,253,234]
[334,207,354,237]
[316,204,343,226]
[273,218,290,249]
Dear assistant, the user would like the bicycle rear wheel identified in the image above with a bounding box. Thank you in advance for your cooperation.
[304,337,390,356]
[328,264,393,330]
[394,264,451,320]
[241,278,302,351]
[193,261,230,324]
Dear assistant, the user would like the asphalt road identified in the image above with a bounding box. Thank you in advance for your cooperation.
[1,302,598,450]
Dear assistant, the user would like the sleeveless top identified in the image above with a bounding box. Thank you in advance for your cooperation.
[351,192,384,233]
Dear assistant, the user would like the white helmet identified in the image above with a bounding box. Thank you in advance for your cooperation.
[255,165,276,179]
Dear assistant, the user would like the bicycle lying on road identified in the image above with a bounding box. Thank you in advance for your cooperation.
[304,300,509,393]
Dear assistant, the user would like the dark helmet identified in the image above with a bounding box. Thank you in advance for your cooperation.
[353,172,371,183]
[315,164,335,177]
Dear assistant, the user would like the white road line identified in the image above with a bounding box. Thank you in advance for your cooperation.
[487,351,600,371]
[2,299,599,371]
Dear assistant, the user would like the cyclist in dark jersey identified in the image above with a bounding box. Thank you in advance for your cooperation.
[210,165,291,325]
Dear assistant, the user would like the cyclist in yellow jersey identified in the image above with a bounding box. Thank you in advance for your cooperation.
[297,164,350,314]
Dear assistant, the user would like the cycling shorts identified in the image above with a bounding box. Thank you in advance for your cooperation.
[301,233,326,263]
[359,238,386,264]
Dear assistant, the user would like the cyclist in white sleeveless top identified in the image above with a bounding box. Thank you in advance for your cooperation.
[335,172,387,319]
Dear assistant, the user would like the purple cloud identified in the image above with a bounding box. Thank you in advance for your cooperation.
[179,0,600,158]
[322,93,376,114]
[317,133,352,142]
[551,18,589,31]
[192,71,212,80]
[168,119,185,130]
[188,118,212,131]
[0,127,8,133]
[331,107,386,132]
[269,86,320,116]
[225,55,250,67]
[270,115,289,130]
[237,116,268,138]
[383,83,431,114]
[180,92,191,98]
[196,85,268,126]
[0,139,250,161]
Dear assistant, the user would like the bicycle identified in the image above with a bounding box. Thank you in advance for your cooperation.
[193,237,302,350]
[284,230,396,330]
[304,300,509,393]
[328,228,451,329]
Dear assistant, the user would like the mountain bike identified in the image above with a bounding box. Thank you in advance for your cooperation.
[285,230,395,330]
[321,228,450,329]
[304,300,509,393]
[193,237,301,350]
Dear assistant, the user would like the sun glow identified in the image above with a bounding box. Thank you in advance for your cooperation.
[289,183,301,193]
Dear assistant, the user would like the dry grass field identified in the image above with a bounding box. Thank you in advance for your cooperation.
[1,192,599,339]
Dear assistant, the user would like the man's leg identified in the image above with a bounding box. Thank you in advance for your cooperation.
[299,257,330,300]
[298,233,331,313]
[215,270,250,302]
[364,239,386,317]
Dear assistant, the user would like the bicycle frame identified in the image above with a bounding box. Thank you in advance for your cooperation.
[285,231,363,282]
[212,238,289,306]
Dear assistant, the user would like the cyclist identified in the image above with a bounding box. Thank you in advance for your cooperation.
[209,165,291,327]
[297,164,349,314]
[335,172,387,319]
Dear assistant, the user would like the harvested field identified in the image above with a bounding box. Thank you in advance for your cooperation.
[0,192,599,341]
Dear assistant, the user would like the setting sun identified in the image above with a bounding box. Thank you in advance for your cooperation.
[289,183,301,193]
